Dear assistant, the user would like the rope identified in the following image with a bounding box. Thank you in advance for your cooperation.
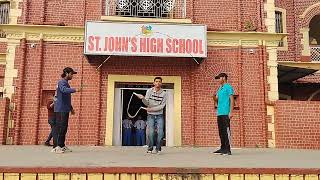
[127,92,146,118]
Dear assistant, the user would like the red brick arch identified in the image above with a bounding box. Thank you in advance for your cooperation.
[301,2,320,28]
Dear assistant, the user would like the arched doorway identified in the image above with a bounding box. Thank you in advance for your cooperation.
[309,15,320,61]
[309,15,320,45]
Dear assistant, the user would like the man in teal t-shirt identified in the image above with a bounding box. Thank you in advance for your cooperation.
[213,73,234,155]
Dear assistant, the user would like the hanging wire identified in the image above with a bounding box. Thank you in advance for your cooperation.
[127,92,146,118]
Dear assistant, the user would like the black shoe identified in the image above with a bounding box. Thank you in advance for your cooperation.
[44,142,53,146]
[213,149,223,154]
[146,147,153,154]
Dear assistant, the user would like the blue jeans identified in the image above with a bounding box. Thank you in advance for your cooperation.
[147,114,164,151]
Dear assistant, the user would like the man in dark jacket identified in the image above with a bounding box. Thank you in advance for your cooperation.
[51,67,82,153]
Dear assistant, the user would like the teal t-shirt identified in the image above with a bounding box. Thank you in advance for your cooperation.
[216,83,234,116]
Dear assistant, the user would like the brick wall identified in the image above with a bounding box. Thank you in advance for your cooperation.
[275,1,320,61]
[22,0,100,26]
[18,0,319,37]
[20,0,267,32]
[0,42,7,53]
[275,100,320,149]
[16,42,85,145]
[0,98,10,144]
[275,0,296,62]
[99,47,267,147]
[192,1,239,31]
[187,0,263,31]
[11,41,269,147]
[11,0,317,148]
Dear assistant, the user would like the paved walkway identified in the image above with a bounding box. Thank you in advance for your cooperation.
[0,146,319,169]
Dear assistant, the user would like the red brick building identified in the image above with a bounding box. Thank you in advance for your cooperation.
[0,0,318,149]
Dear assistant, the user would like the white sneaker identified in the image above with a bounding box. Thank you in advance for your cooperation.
[51,146,64,154]
[50,148,55,153]
[61,146,72,152]
[152,149,161,154]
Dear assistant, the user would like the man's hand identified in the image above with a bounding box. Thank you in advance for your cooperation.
[134,93,144,99]
[71,109,75,115]
[142,107,151,111]
[213,95,217,102]
[76,87,83,92]
[229,112,233,119]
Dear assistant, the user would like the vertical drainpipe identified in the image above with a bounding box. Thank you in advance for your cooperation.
[14,38,27,144]
[96,65,102,145]
[191,0,195,22]
[256,0,262,31]
[237,43,245,147]
[23,0,29,24]
[191,69,196,146]
[40,0,47,24]
[258,45,266,147]
[77,0,87,145]
[77,56,85,145]
[238,0,242,31]
[237,0,244,146]
[34,38,44,144]
[261,45,268,147]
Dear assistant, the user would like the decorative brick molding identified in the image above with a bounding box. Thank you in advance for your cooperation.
[300,2,320,28]
[264,0,280,148]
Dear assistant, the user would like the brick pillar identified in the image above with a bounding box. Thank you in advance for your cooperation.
[0,98,10,144]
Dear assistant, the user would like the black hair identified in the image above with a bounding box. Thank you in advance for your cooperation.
[154,76,162,82]
[61,73,66,78]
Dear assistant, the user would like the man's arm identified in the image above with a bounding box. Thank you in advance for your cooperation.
[228,85,235,118]
[229,95,234,118]
[47,101,54,109]
[142,90,150,106]
[70,105,75,115]
[213,95,218,108]
[58,81,76,94]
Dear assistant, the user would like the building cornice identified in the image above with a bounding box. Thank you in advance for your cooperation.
[207,31,287,47]
[101,16,192,24]
[0,24,84,43]
[0,24,286,47]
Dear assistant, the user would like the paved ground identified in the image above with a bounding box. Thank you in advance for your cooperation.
[0,146,319,169]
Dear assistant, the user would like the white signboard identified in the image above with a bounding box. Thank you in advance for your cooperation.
[84,22,207,58]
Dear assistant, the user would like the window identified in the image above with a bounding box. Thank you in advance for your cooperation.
[0,2,9,38]
[275,11,283,33]
[115,0,175,18]
[275,11,284,47]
